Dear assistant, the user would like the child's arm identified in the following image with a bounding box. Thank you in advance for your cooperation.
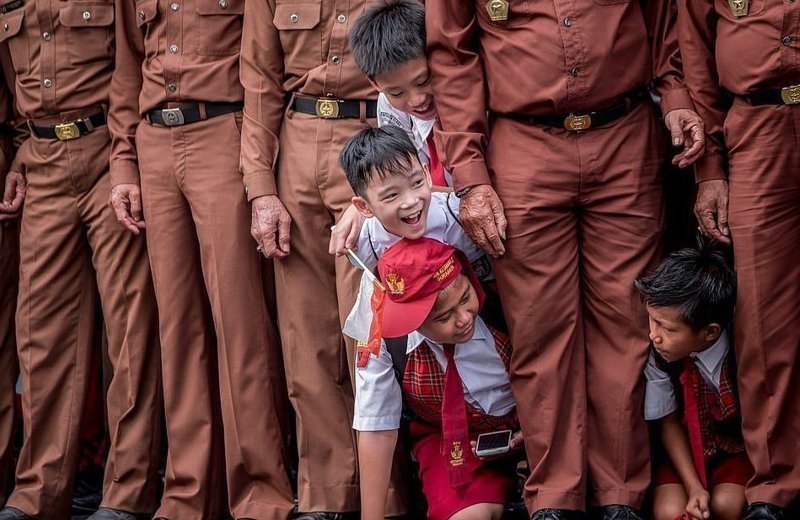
[660,412,710,520]
[358,429,399,520]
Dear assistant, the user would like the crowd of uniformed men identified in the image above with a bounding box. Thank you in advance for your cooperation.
[0,0,797,519]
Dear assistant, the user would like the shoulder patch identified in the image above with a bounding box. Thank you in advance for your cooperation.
[356,341,371,369]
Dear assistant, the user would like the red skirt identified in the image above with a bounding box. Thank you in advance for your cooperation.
[654,451,753,487]
[410,422,516,520]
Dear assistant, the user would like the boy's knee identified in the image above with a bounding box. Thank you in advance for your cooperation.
[653,503,687,520]
[710,489,746,520]
[449,503,504,520]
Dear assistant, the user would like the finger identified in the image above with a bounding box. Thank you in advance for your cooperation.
[130,190,143,222]
[485,228,505,256]
[345,224,359,252]
[670,120,684,147]
[698,212,727,243]
[277,212,291,256]
[261,216,280,258]
[113,203,140,235]
[716,196,730,239]
[2,176,14,205]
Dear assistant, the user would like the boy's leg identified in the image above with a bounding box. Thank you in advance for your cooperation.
[724,102,800,508]
[487,116,586,513]
[579,103,665,509]
[651,484,688,520]
[710,484,747,520]
[0,221,18,504]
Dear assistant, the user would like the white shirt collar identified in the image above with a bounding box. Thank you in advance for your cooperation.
[689,329,729,375]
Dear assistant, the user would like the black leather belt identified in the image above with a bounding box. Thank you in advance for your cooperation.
[497,89,648,132]
[290,96,377,119]
[746,85,800,106]
[30,112,106,141]
[146,102,243,127]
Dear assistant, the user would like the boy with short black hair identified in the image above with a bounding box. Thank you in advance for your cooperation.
[636,244,750,520]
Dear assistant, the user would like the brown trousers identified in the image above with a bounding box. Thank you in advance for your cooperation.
[7,127,162,519]
[725,100,800,507]
[0,220,18,505]
[275,111,407,514]
[487,103,665,512]
[136,113,294,520]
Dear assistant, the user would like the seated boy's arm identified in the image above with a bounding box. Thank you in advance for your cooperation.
[330,204,367,257]
[358,429,399,520]
[659,412,709,518]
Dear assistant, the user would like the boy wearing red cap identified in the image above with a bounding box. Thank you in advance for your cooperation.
[353,237,520,520]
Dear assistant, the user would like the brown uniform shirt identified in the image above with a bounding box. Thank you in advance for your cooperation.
[0,0,113,171]
[109,0,246,186]
[425,1,694,191]
[239,0,376,200]
[679,0,800,182]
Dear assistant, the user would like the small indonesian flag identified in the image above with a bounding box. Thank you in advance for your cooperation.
[343,251,385,357]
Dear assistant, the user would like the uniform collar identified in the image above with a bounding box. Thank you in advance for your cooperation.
[406,316,490,353]
[689,329,729,375]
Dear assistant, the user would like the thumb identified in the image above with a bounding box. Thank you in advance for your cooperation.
[670,119,684,147]
[490,195,507,239]
[2,176,14,205]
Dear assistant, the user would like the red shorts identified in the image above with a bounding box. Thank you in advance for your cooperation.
[410,423,516,520]
[654,451,753,488]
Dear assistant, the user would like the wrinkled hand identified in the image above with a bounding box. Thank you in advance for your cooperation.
[0,171,26,221]
[459,185,507,257]
[694,179,730,244]
[252,194,292,259]
[470,431,524,461]
[684,487,710,520]
[329,204,365,256]
[109,183,146,235]
[664,109,705,168]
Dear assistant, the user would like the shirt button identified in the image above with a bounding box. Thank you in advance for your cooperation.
[82,10,91,20]
[337,13,346,23]
[289,13,299,22]
[42,31,51,40]
[169,44,179,53]
[43,78,52,88]
[569,67,579,77]
[326,92,333,97]
[564,17,573,27]
[167,83,177,92]
[218,0,228,8]
[331,55,340,64]
[782,36,793,46]
[170,2,179,10]
[138,10,145,19]
[3,23,8,31]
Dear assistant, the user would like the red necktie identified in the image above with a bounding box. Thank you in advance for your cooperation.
[679,359,708,489]
[441,343,470,490]
[426,134,448,188]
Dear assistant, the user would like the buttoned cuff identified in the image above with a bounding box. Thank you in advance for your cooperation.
[109,159,140,187]
[694,152,727,183]
[452,161,491,192]
[243,170,277,201]
[659,87,695,116]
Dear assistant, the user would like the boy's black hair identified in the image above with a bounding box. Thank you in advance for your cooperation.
[349,0,426,78]
[635,239,736,330]
[340,126,420,198]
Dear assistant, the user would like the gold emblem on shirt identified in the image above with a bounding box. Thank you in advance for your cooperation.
[450,441,465,467]
[727,0,748,17]
[781,85,800,105]
[485,0,509,21]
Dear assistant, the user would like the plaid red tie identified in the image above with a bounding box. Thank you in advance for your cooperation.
[680,359,708,489]
[441,343,470,489]
[426,134,448,188]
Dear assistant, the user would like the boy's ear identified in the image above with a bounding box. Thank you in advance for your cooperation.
[703,323,722,343]
[421,163,432,188]
[351,196,374,218]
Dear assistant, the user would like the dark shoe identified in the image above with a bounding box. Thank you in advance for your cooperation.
[0,507,33,520]
[531,509,579,520]
[71,474,103,516]
[595,505,644,520]
[294,513,357,520]
[87,507,150,520]
[743,503,786,520]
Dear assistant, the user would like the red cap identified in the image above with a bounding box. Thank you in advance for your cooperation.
[377,238,464,338]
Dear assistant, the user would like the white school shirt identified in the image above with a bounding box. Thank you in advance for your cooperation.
[643,331,730,421]
[351,192,493,281]
[353,317,516,432]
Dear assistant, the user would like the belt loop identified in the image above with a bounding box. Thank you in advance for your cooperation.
[359,101,366,123]
[198,102,208,120]
[287,92,297,119]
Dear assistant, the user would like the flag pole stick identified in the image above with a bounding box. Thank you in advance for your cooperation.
[346,248,385,291]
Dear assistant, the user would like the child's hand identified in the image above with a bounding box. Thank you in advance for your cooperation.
[329,205,365,256]
[684,487,710,520]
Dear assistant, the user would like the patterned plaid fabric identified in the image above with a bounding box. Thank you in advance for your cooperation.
[686,354,746,460]
[401,326,518,437]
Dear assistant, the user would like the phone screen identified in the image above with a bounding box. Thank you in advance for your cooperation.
[476,430,511,452]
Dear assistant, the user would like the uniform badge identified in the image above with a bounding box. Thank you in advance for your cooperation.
[728,0,748,17]
[385,273,404,296]
[450,441,465,467]
[356,341,371,368]
[485,0,509,21]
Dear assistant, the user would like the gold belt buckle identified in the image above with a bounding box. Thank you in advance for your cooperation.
[564,113,592,132]
[54,121,81,141]
[780,85,800,105]
[315,98,340,119]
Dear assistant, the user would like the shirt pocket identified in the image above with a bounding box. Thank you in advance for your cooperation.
[272,0,322,74]
[59,2,114,67]
[133,0,160,63]
[475,0,532,28]
[195,0,244,57]
[714,0,766,20]
[0,9,29,74]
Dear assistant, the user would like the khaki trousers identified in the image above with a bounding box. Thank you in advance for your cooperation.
[7,128,162,519]
[487,103,665,512]
[136,113,294,520]
[275,111,407,514]
[725,100,800,508]
[0,220,18,504]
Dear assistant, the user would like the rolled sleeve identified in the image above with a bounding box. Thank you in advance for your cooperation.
[353,344,403,432]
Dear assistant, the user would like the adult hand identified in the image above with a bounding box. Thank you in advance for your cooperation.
[459,184,507,257]
[0,171,26,221]
[329,204,365,256]
[252,194,292,259]
[109,183,146,235]
[694,179,730,244]
[684,487,710,520]
[664,109,705,168]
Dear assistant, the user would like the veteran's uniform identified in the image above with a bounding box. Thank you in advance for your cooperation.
[0,0,162,516]
[679,0,800,507]
[239,0,409,513]
[426,1,691,512]
[108,0,293,517]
